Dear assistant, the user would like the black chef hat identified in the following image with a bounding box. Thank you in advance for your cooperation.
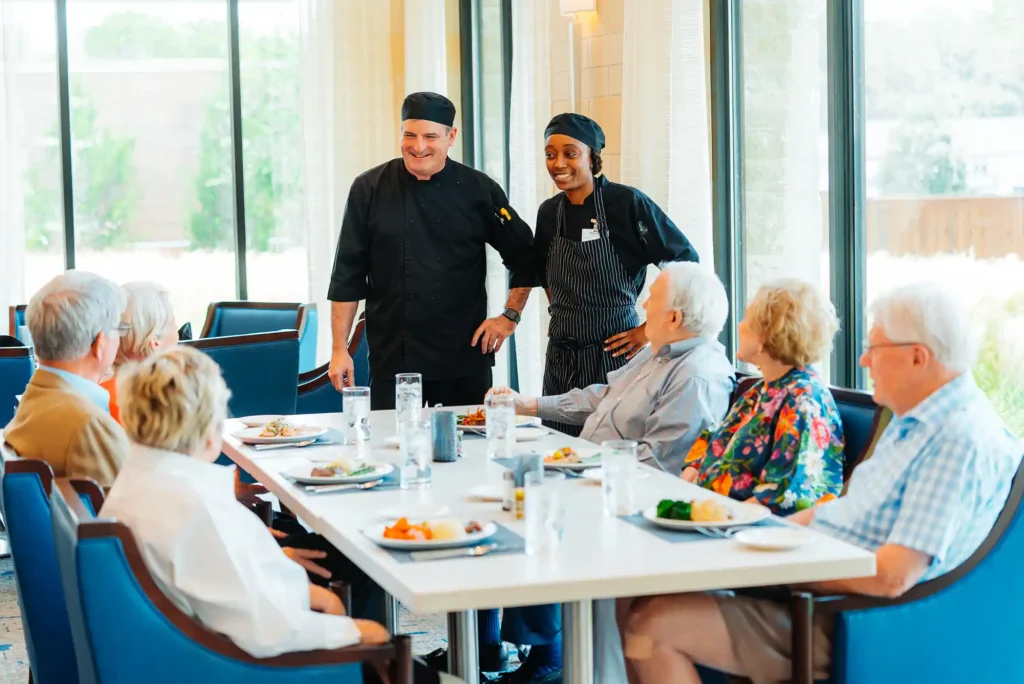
[401,92,456,127]
[544,113,605,152]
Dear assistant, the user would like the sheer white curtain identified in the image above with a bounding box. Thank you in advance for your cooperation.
[300,0,398,364]
[0,1,26,330]
[621,0,713,268]
[508,0,552,396]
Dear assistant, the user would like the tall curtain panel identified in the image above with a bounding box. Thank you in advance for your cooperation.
[620,0,714,297]
[0,1,26,327]
[508,0,553,397]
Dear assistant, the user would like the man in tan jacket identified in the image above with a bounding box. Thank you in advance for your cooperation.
[3,271,129,488]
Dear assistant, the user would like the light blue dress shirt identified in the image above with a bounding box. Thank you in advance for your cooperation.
[536,337,736,474]
[811,372,1022,581]
[36,366,111,414]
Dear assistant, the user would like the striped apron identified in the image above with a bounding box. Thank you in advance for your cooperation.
[542,184,644,437]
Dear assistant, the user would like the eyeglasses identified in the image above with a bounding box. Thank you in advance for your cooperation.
[115,323,131,338]
[861,341,920,355]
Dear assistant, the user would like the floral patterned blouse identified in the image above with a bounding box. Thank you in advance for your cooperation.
[684,367,845,514]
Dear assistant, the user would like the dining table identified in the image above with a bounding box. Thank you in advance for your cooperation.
[222,408,876,684]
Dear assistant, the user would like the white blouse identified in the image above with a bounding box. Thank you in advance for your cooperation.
[101,443,361,657]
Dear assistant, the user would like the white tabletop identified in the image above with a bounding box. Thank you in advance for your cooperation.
[222,409,876,614]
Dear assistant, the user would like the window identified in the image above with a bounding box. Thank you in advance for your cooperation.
[739,0,831,377]
[6,0,65,301]
[238,0,309,304]
[66,1,237,331]
[864,0,1024,433]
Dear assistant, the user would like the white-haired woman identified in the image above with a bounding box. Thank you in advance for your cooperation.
[99,281,178,423]
[478,262,736,683]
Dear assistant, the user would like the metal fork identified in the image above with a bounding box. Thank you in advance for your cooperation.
[695,526,737,539]
[302,479,385,494]
[253,440,318,451]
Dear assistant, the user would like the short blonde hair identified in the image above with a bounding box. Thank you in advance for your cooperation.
[115,281,174,369]
[746,279,838,367]
[118,347,231,456]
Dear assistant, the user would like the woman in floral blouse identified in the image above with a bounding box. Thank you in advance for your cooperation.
[681,279,845,514]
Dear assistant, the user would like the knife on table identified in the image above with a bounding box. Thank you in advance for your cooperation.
[409,543,502,562]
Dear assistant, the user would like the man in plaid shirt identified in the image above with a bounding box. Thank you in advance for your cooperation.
[622,283,1022,684]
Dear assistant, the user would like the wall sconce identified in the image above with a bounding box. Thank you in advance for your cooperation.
[559,0,597,15]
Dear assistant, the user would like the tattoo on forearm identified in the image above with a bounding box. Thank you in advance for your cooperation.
[504,287,531,313]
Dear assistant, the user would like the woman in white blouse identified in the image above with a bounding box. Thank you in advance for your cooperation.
[100,347,387,656]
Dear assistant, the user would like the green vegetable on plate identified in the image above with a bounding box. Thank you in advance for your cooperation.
[656,499,693,521]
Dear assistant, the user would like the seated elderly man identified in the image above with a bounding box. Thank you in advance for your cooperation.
[494,261,735,475]
[476,262,734,684]
[622,284,1022,684]
[4,271,129,486]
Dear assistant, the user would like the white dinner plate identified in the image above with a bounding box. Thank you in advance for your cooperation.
[733,527,813,551]
[641,502,772,530]
[543,446,602,471]
[581,467,650,483]
[238,415,304,429]
[236,426,327,445]
[284,461,394,485]
[365,520,498,550]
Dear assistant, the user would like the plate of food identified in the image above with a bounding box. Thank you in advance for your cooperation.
[543,446,602,471]
[642,498,771,530]
[236,418,326,445]
[238,414,303,429]
[456,408,539,434]
[285,459,394,485]
[365,517,498,550]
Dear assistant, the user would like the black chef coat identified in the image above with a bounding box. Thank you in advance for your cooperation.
[328,158,533,382]
[522,174,699,288]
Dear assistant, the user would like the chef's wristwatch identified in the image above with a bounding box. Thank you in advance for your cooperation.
[501,308,521,324]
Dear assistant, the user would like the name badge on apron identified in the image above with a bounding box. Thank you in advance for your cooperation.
[581,228,601,242]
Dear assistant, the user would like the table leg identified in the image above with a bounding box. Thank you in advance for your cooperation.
[446,610,479,681]
[384,593,400,632]
[562,600,595,684]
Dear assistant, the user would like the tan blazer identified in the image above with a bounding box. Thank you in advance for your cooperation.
[3,369,129,488]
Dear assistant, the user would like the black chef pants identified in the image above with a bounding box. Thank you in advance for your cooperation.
[370,369,493,411]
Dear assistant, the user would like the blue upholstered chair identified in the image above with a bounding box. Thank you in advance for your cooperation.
[297,314,367,415]
[0,444,104,684]
[201,301,318,373]
[828,387,888,480]
[49,478,413,684]
[184,330,299,418]
[0,346,34,427]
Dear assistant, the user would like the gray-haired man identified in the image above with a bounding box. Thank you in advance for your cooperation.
[4,271,129,487]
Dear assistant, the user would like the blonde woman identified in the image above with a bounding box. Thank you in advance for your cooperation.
[680,279,845,513]
[99,281,178,422]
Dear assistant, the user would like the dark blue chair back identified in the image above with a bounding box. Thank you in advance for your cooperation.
[183,330,299,418]
[296,315,366,415]
[201,302,317,373]
[49,479,405,684]
[828,387,882,480]
[8,305,27,342]
[0,447,85,684]
[0,347,34,426]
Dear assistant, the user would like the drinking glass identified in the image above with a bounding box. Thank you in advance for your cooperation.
[524,470,564,555]
[395,373,423,433]
[399,420,433,490]
[486,393,516,461]
[342,386,371,451]
[601,439,638,517]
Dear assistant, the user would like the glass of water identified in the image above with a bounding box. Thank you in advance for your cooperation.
[486,393,516,461]
[342,387,371,452]
[399,419,432,490]
[601,440,638,517]
[395,373,423,433]
[524,470,564,555]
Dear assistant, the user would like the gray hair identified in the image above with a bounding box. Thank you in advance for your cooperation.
[869,283,972,372]
[661,262,729,338]
[26,271,126,363]
[115,282,175,369]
